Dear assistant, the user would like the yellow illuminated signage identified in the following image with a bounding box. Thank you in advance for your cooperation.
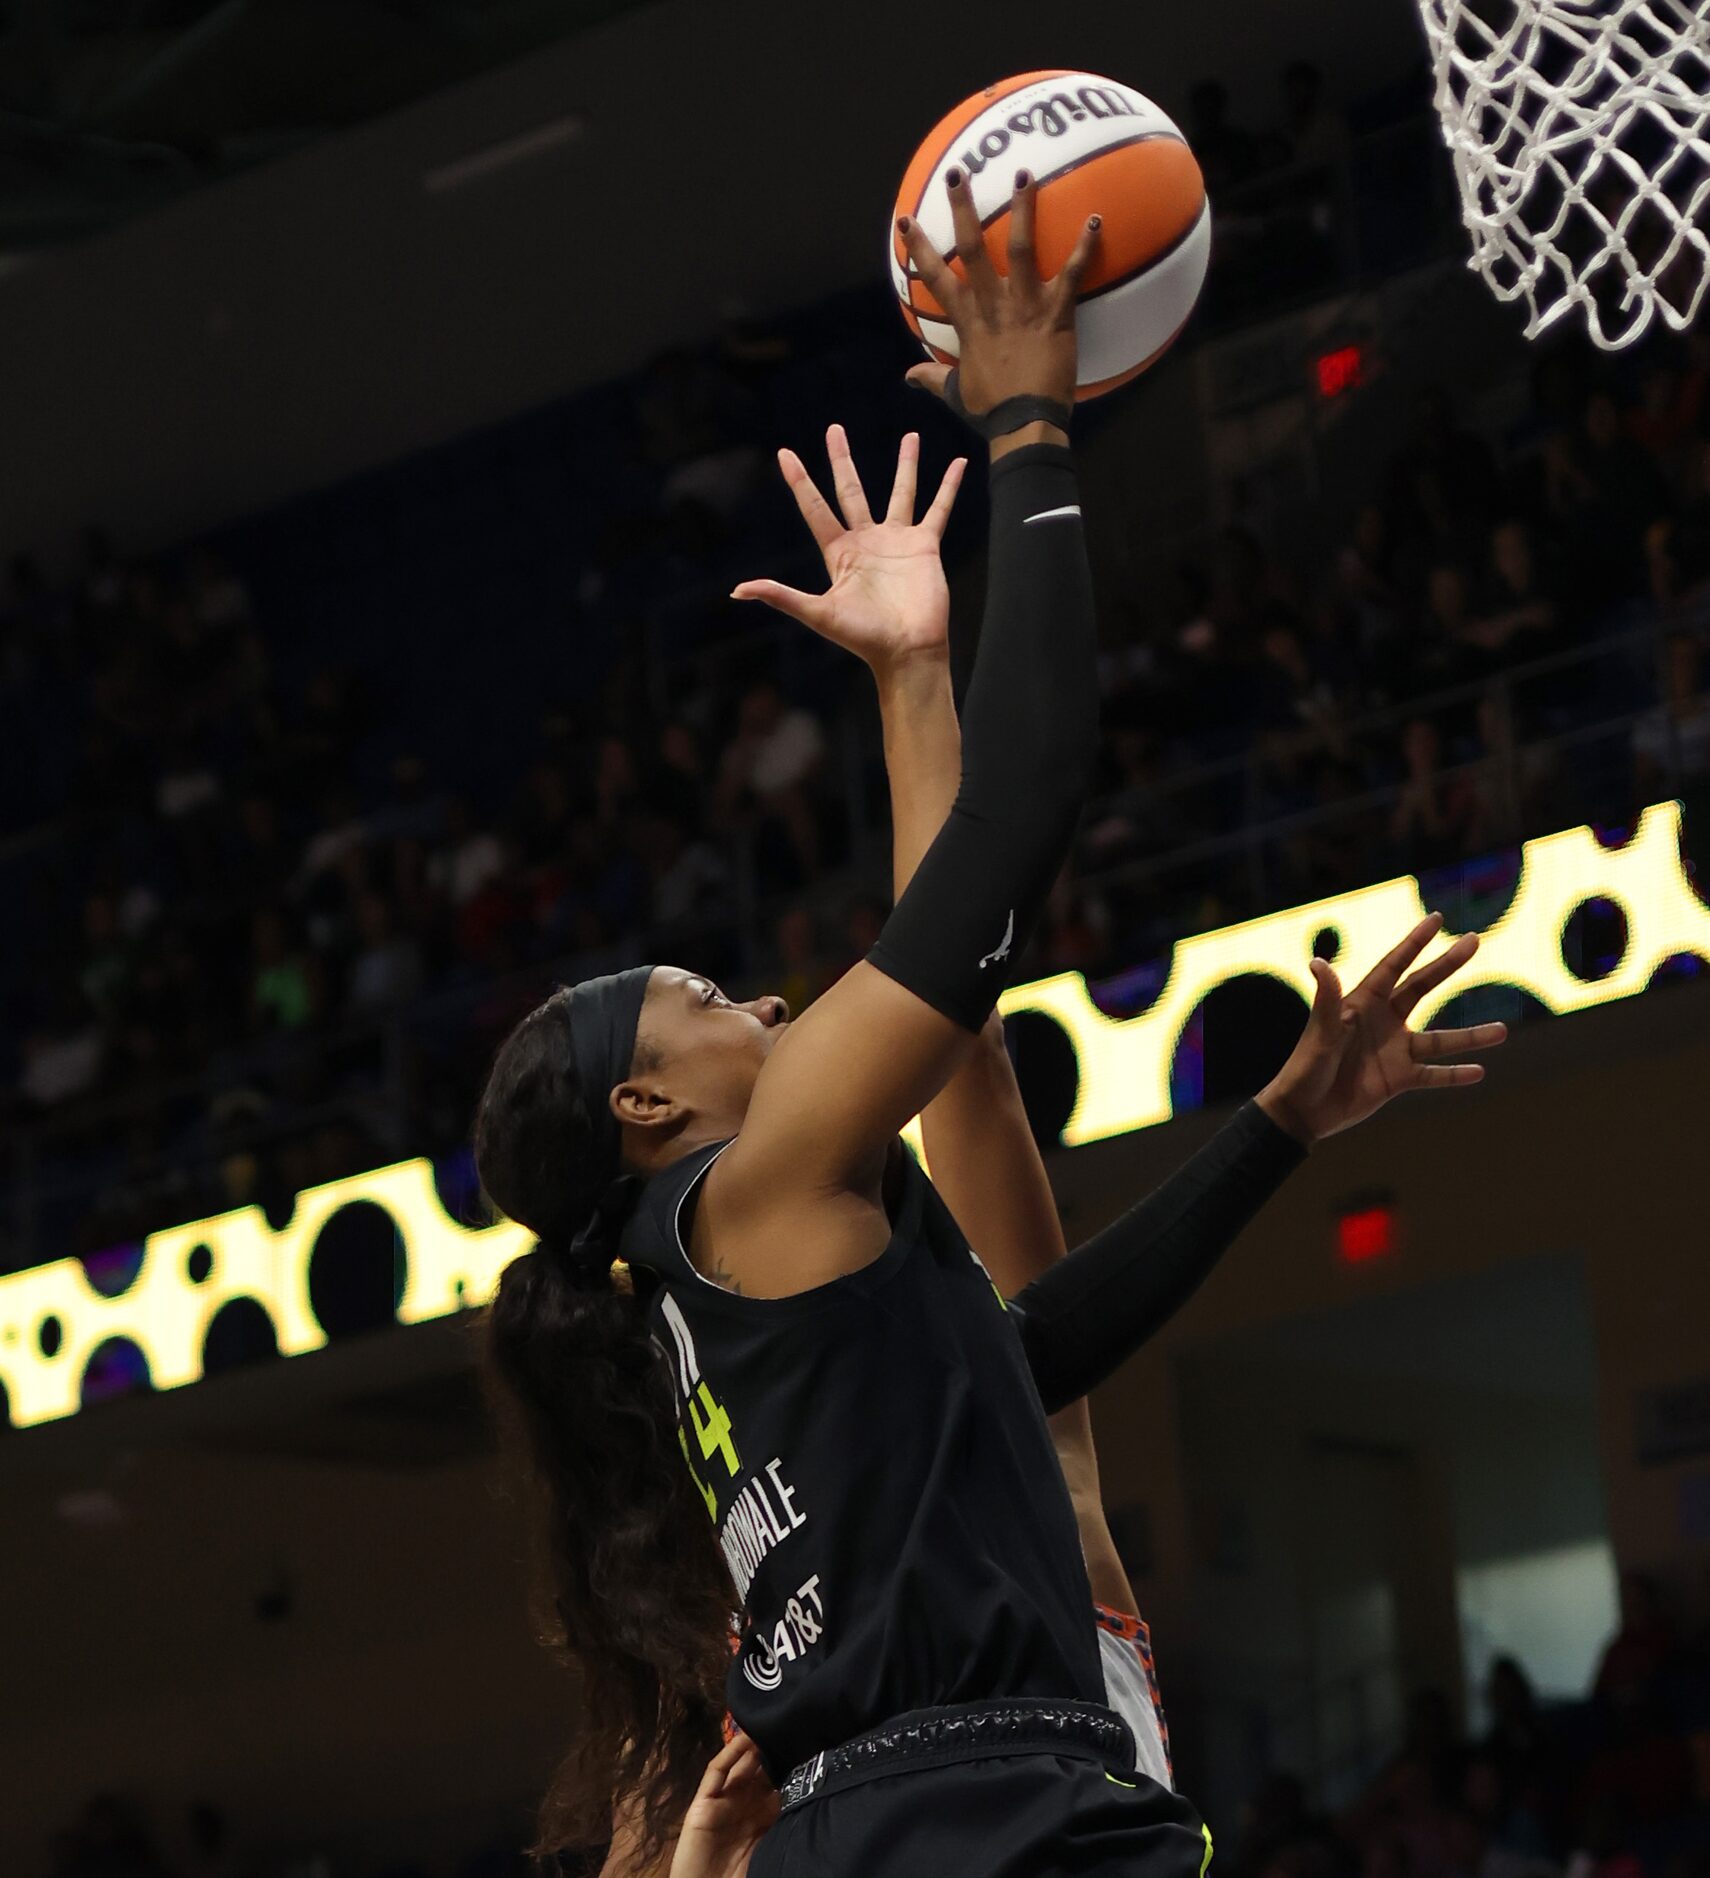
[2,801,1703,1431]
[0,1160,532,1431]
[982,796,1706,1147]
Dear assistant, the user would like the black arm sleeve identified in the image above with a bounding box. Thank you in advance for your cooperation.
[867,443,1098,1032]
[1010,1103,1307,1415]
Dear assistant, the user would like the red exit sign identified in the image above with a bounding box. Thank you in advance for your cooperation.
[1316,344,1365,398]
[1337,1202,1397,1264]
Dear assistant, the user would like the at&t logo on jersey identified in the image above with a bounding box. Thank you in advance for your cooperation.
[741,1575,826,1692]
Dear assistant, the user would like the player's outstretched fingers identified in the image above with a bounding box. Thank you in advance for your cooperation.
[1006,170,1040,293]
[946,167,994,294]
[729,578,831,635]
[898,214,960,316]
[1362,911,1446,1002]
[920,454,967,538]
[1050,214,1102,320]
[1306,956,1347,1036]
[1411,1022,1507,1061]
[1413,1062,1487,1090]
[1393,929,1480,1017]
[825,423,872,529]
[773,448,843,550]
[885,431,920,525]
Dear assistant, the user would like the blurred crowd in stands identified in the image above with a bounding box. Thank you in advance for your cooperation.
[44,1572,1710,1878]
[1,56,1708,1281]
[1233,1572,1710,1878]
[1080,343,1710,964]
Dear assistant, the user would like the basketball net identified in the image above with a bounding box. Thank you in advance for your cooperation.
[1416,0,1710,348]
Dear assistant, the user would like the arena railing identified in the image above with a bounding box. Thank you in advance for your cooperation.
[1067,610,1687,924]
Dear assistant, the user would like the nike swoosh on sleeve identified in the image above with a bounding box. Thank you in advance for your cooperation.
[1023,504,1083,525]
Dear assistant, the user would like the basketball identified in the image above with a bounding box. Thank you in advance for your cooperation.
[889,71,1211,399]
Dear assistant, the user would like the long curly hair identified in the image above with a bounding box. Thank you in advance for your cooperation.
[474,988,733,1872]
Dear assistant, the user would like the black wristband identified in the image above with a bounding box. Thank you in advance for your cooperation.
[943,367,1072,441]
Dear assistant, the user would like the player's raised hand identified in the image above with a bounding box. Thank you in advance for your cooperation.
[897,167,1098,416]
[1256,913,1507,1145]
[729,426,965,675]
[668,1732,780,1878]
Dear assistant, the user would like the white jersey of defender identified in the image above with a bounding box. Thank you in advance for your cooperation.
[1100,1624,1174,1792]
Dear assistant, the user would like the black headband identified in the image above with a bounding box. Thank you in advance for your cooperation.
[558,964,655,1265]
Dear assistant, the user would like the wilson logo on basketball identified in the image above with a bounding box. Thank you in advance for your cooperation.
[957,85,1143,175]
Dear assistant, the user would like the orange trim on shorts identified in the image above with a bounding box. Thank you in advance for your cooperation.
[722,1624,742,1743]
[1093,1600,1146,1642]
[1094,1599,1174,1783]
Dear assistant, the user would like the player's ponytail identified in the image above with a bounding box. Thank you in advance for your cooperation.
[475,991,730,1869]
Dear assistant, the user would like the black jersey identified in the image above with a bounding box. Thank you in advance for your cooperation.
[619,1135,1106,1777]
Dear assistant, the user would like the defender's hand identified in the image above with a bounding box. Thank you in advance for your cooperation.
[669,1733,780,1878]
[1257,913,1507,1145]
[898,168,1099,416]
[730,427,965,676]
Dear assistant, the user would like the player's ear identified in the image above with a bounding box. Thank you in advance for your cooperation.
[611,1080,683,1133]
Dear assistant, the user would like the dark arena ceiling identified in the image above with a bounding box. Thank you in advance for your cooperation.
[0,0,649,251]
